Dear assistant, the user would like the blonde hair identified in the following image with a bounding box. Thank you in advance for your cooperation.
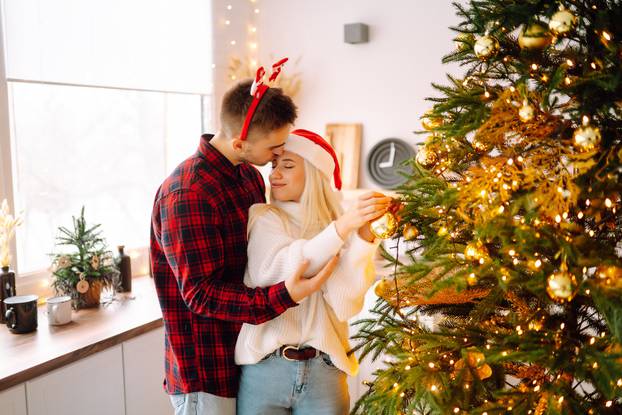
[248,159,342,238]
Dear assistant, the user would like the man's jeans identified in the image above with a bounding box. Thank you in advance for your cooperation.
[169,391,236,415]
[237,352,349,415]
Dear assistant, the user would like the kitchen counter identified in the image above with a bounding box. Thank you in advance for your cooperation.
[0,276,163,392]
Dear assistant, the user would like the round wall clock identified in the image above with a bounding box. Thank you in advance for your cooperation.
[367,138,415,188]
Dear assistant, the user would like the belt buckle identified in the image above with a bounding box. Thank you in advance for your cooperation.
[281,345,299,361]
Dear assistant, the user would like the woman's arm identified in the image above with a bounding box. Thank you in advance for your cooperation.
[246,208,345,287]
[321,231,380,321]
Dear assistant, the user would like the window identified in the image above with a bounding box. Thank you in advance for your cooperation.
[2,0,213,274]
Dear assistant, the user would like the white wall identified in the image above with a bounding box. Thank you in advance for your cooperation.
[251,0,463,188]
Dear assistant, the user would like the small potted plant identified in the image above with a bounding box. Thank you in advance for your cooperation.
[50,207,119,309]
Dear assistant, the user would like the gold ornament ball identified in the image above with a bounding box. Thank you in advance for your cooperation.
[466,273,478,286]
[374,278,392,299]
[370,212,398,239]
[421,111,443,131]
[549,9,577,36]
[474,35,500,60]
[402,224,419,241]
[518,100,535,122]
[416,145,438,168]
[454,351,492,380]
[573,125,601,152]
[546,271,578,302]
[518,23,553,50]
[454,33,473,51]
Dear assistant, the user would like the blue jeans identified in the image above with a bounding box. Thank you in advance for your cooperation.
[169,391,236,415]
[237,352,350,415]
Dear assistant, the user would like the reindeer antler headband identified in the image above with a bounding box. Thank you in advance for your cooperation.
[240,57,289,141]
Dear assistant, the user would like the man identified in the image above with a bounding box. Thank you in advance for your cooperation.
[150,78,338,414]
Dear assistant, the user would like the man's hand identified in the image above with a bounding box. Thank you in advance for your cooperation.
[284,255,340,303]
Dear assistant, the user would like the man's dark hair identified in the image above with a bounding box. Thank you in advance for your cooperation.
[220,79,298,140]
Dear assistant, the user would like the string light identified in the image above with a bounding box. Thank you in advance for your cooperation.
[227,4,233,10]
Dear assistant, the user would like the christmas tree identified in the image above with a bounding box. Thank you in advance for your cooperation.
[354,1,622,414]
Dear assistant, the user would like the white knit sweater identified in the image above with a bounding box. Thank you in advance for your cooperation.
[234,201,380,376]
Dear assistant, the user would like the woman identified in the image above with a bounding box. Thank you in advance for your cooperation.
[235,129,391,414]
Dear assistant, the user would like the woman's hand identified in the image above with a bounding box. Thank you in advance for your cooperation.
[335,192,392,240]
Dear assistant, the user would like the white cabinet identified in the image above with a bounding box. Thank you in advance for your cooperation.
[26,346,125,415]
[0,384,27,415]
[123,327,170,415]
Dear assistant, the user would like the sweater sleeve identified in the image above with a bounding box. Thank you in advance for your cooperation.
[321,232,380,322]
[246,207,345,287]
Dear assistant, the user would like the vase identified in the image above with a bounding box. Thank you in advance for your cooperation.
[1,266,17,323]
[80,280,102,308]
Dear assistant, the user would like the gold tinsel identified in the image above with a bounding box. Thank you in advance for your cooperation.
[376,267,489,306]
[456,89,595,224]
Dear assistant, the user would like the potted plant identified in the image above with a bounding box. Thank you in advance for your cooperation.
[50,207,119,309]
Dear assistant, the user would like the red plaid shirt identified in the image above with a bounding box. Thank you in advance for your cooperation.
[150,134,297,397]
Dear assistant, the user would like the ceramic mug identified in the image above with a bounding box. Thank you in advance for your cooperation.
[46,295,72,326]
[4,294,39,333]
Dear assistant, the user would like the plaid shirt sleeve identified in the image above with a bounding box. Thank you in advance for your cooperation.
[159,189,297,324]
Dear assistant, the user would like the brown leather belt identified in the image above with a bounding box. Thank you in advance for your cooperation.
[278,345,319,361]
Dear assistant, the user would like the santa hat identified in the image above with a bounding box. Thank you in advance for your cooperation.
[285,129,342,190]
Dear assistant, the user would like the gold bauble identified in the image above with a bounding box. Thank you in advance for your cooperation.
[374,278,392,299]
[549,9,577,37]
[421,111,443,131]
[370,212,398,239]
[402,224,419,241]
[454,33,473,51]
[474,35,500,60]
[416,145,438,168]
[464,241,488,263]
[518,23,552,50]
[573,125,601,152]
[454,351,492,380]
[518,100,535,122]
[546,271,578,302]
[466,273,478,286]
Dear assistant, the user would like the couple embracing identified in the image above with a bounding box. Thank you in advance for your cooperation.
[151,60,390,415]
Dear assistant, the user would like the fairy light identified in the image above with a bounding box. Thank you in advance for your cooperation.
[603,31,612,41]
[590,61,597,70]
[507,158,514,165]
[566,59,574,67]
[230,40,237,45]
[590,337,596,345]
[249,42,258,50]
[617,378,622,387]
[484,90,491,98]
[225,19,231,25]
[558,396,564,404]
[430,384,438,392]
[454,408,460,414]
[606,401,613,407]
[605,198,613,208]
[227,4,233,10]
[405,365,411,370]
[510,86,516,92]
[254,8,260,13]
[565,76,572,85]
[531,63,538,70]
[428,362,435,369]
